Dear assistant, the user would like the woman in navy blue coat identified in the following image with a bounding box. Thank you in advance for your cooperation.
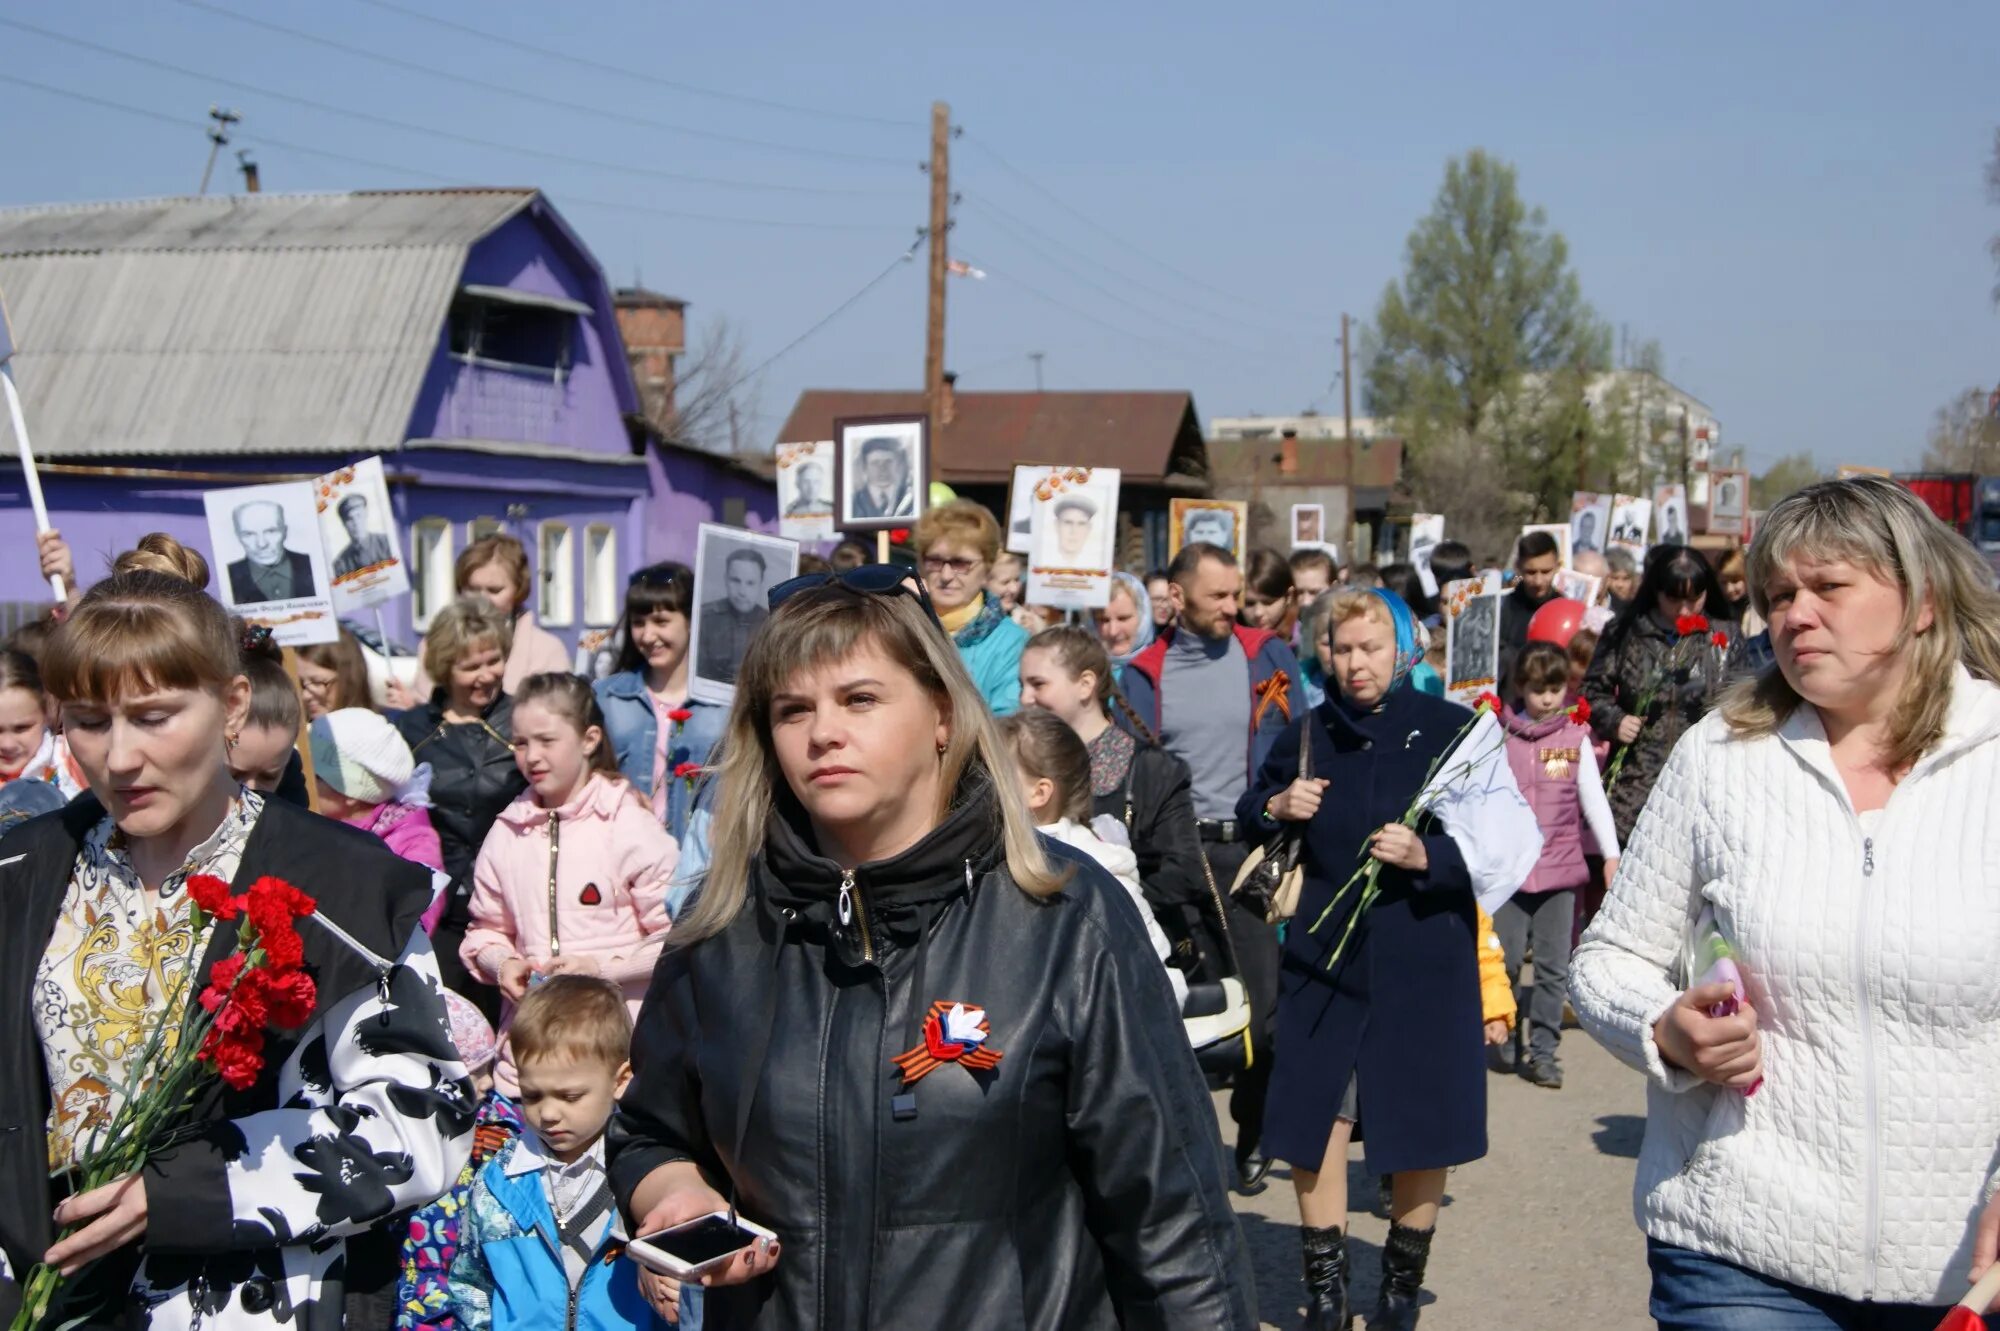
[1239,588,1486,1331]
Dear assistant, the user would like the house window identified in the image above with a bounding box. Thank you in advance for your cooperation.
[448,289,577,377]
[469,516,506,541]
[722,497,748,528]
[583,524,618,626]
[410,518,454,630]
[538,521,575,627]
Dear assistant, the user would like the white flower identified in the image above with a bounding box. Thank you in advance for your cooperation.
[941,1003,988,1047]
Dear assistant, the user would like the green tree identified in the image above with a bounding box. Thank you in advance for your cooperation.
[1752,452,1826,510]
[1366,150,1614,520]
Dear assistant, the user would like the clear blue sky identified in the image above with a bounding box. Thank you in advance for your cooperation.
[2,0,1994,473]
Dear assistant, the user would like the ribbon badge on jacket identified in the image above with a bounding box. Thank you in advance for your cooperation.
[892,1001,1004,1086]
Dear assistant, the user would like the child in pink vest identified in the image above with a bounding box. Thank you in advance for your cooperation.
[462,672,677,1096]
[1493,643,1621,1089]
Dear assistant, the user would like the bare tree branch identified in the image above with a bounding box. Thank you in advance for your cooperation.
[651,315,762,454]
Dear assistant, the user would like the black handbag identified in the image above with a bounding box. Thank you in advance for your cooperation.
[1230,726,1312,923]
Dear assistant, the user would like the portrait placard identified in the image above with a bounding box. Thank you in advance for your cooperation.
[687,524,800,706]
[776,440,837,543]
[314,456,408,614]
[204,480,339,646]
[1569,492,1612,557]
[1168,498,1247,564]
[1608,494,1653,559]
[1026,467,1120,610]
[834,415,926,532]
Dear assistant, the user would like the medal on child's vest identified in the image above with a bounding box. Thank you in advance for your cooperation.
[1539,746,1578,780]
[892,1001,1004,1087]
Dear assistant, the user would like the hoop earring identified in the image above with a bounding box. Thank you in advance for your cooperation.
[224,730,240,751]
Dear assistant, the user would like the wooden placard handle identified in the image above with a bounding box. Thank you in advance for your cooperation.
[280,646,321,814]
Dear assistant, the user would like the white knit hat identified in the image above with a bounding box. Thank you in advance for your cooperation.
[310,708,417,805]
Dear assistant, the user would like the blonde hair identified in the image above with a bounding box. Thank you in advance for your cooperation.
[508,975,632,1072]
[1324,589,1396,633]
[1720,476,2000,770]
[677,587,1065,942]
[44,570,240,706]
[113,532,211,587]
[422,597,514,685]
[455,533,532,604]
[914,500,1002,567]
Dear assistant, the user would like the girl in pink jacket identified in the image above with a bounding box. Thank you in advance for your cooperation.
[461,672,678,1095]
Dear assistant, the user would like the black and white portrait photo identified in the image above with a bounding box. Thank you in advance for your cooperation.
[1170,498,1245,562]
[835,415,927,531]
[688,524,800,704]
[1653,484,1689,548]
[1006,464,1051,555]
[776,440,837,543]
[314,456,410,613]
[1608,494,1652,555]
[203,479,340,646]
[1446,590,1501,702]
[1026,468,1121,611]
[1569,492,1611,556]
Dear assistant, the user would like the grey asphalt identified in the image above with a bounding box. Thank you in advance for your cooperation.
[1220,1032,1654,1330]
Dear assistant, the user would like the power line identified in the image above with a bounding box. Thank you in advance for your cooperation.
[168,0,912,167]
[353,0,919,132]
[715,239,925,400]
[1,18,907,201]
[0,73,910,233]
[960,129,1329,326]
[952,248,1213,363]
[963,191,1322,340]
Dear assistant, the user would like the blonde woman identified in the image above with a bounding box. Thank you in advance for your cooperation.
[1573,477,2000,1327]
[392,534,572,705]
[610,568,1254,1329]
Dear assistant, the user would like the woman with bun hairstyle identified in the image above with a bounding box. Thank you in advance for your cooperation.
[0,568,472,1330]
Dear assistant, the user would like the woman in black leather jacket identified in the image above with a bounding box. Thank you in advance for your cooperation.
[391,597,526,1017]
[609,571,1254,1330]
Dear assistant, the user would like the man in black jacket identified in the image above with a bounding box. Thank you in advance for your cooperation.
[1498,529,1562,689]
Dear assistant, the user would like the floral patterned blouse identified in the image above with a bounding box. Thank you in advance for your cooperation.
[35,788,263,1172]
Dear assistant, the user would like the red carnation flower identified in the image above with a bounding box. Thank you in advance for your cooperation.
[1675,613,1711,637]
[186,874,241,921]
[200,1026,267,1091]
[1711,630,1728,649]
[199,955,246,1013]
[264,968,317,1029]
[1475,692,1503,715]
[673,761,703,781]
[258,923,305,973]
[667,708,693,725]
[889,527,911,545]
[1569,696,1593,724]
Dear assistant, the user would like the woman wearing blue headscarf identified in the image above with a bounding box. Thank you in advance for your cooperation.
[1093,570,1155,683]
[1237,588,1491,1331]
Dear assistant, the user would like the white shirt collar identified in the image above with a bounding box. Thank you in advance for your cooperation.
[504,1128,607,1178]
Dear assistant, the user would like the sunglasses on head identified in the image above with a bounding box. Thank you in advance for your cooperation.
[767,563,944,632]
[627,562,686,589]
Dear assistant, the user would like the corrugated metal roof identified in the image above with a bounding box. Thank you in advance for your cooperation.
[0,190,535,457]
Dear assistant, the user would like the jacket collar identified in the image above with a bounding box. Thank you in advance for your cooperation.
[1775,664,2000,798]
[1502,705,1575,742]
[496,771,628,829]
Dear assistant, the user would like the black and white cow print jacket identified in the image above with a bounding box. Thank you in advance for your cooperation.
[0,794,476,1331]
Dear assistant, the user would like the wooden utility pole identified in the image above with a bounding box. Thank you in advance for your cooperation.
[1340,313,1354,445]
[923,101,951,438]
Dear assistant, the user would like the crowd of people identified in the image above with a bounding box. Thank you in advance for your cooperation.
[0,473,1995,1331]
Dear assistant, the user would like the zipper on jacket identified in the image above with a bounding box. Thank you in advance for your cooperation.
[546,810,563,958]
[837,869,876,964]
[566,1278,580,1331]
[1852,821,1882,1298]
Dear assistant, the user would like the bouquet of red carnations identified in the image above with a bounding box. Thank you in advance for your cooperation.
[11,874,319,1331]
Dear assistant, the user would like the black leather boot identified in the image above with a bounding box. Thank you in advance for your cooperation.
[1368,1223,1433,1330]
[1298,1224,1350,1331]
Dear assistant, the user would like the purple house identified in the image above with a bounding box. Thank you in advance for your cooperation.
[0,188,774,645]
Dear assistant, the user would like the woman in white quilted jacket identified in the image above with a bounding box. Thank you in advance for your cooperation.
[1573,476,2000,1330]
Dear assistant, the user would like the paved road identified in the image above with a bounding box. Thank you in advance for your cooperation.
[1222,1032,1654,1330]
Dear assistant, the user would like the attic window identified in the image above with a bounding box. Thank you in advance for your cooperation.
[449,287,580,376]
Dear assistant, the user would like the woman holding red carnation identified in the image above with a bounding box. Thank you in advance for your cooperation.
[0,563,474,1331]
[1579,544,1742,844]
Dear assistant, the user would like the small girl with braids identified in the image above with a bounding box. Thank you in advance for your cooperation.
[1017,625,1213,980]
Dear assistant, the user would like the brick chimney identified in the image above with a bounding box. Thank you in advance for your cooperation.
[612,289,687,431]
[1279,427,1298,475]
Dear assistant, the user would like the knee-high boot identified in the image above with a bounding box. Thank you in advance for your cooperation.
[1367,1222,1433,1330]
[1298,1224,1350,1331]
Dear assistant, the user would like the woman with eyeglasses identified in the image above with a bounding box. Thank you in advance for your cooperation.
[915,500,1030,716]
[610,568,1255,1329]
[593,562,728,845]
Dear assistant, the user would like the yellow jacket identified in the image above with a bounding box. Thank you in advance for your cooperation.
[1477,905,1516,1030]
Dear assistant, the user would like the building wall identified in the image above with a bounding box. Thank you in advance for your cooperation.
[404,209,635,458]
[616,301,686,430]
[1211,413,1389,442]
[641,446,777,568]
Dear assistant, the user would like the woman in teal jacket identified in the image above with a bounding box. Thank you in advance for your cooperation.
[916,500,1029,715]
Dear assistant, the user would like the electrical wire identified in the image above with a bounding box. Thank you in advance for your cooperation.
[962,191,1322,340]
[713,239,925,400]
[168,0,912,167]
[0,18,904,199]
[961,130,1329,326]
[0,73,911,232]
[352,0,919,132]
[950,247,1212,363]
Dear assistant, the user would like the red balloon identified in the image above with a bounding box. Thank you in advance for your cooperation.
[1527,598,1587,646]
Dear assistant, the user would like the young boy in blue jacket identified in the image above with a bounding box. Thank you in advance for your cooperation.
[449,976,664,1331]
